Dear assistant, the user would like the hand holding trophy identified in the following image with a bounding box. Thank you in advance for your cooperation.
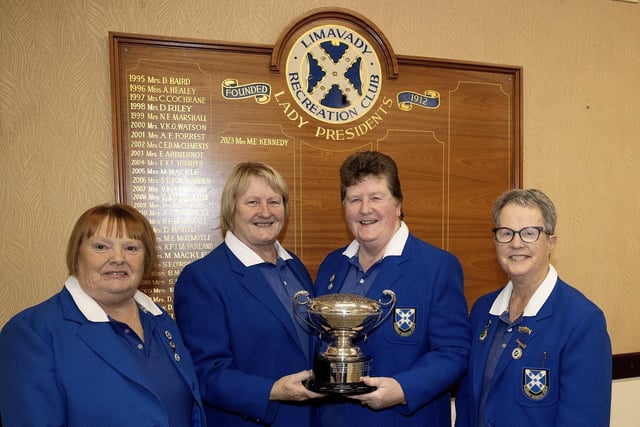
[293,289,396,395]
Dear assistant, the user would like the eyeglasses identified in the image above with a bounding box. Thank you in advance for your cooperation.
[492,226,549,243]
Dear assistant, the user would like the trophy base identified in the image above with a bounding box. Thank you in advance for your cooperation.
[308,355,376,395]
[306,378,376,395]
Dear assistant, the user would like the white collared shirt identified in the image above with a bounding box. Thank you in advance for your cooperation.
[64,275,162,322]
[488,264,559,317]
[342,221,409,259]
[225,230,292,267]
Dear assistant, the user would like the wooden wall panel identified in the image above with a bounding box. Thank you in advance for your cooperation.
[110,10,520,313]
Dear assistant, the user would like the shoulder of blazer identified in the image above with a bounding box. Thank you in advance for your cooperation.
[469,288,502,319]
[181,242,240,275]
[406,233,456,257]
[2,289,75,338]
[541,277,604,319]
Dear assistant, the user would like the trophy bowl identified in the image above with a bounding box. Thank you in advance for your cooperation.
[293,290,396,395]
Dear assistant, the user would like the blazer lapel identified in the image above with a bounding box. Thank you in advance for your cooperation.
[470,315,498,400]
[59,288,152,391]
[76,322,153,389]
[365,235,411,300]
[231,255,302,349]
[366,255,405,300]
[154,315,199,394]
[319,259,351,294]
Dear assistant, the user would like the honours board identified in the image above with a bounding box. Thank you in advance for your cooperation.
[110,9,521,314]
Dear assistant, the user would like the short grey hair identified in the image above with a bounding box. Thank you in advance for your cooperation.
[492,188,557,234]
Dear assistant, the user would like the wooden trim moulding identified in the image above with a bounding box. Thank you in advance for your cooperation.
[613,352,640,380]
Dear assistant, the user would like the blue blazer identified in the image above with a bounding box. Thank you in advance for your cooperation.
[314,233,470,427]
[174,242,318,426]
[454,277,612,427]
[0,286,205,427]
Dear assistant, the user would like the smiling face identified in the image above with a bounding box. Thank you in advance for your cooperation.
[232,175,285,258]
[343,174,402,253]
[75,217,146,308]
[495,203,557,288]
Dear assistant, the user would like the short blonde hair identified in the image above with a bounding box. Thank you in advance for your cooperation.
[219,162,289,235]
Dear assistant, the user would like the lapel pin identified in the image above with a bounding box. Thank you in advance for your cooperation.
[512,338,527,360]
[328,274,335,290]
[479,319,491,341]
[518,326,532,335]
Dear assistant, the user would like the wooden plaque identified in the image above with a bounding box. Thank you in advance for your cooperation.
[110,9,521,314]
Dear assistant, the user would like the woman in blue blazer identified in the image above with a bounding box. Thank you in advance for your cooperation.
[174,162,322,426]
[455,189,611,427]
[314,151,470,426]
[0,204,206,427]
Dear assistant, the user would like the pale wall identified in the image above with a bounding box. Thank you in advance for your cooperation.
[1,0,639,423]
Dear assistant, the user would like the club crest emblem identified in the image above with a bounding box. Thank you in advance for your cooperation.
[523,368,549,400]
[394,308,416,336]
[286,24,382,125]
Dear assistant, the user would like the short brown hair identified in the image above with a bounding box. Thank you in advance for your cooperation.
[339,151,404,220]
[66,204,158,277]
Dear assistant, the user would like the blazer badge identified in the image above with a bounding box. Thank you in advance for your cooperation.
[523,368,549,400]
[393,308,416,336]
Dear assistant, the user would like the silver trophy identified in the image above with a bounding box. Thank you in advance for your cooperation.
[293,289,396,394]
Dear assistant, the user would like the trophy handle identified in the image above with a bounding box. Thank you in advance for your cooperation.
[364,289,396,338]
[292,290,318,332]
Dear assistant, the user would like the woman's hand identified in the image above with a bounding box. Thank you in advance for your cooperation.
[347,376,406,409]
[269,370,326,401]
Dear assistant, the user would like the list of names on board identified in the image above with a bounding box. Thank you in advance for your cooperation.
[125,60,214,311]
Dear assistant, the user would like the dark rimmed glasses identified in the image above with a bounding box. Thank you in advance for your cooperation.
[492,226,549,243]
